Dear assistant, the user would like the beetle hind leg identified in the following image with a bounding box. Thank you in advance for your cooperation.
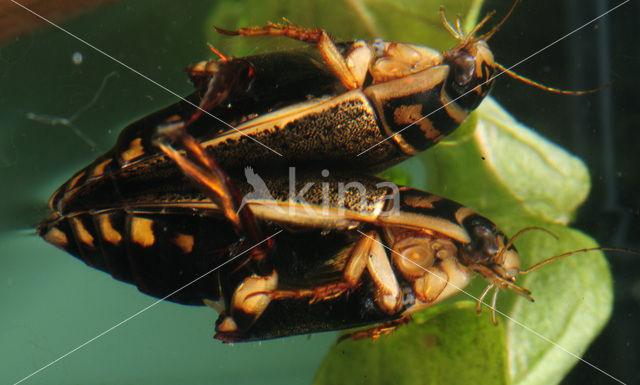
[262,281,353,304]
[337,315,412,343]
[152,126,269,262]
[215,23,362,90]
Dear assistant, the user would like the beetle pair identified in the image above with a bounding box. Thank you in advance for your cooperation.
[39,0,590,342]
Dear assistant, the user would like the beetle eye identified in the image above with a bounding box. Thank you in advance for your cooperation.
[453,54,476,86]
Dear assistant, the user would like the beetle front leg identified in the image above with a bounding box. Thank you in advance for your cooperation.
[215,23,364,90]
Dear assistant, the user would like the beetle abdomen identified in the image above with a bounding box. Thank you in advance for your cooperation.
[38,209,238,305]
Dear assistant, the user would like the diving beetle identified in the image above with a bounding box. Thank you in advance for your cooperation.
[47,1,520,214]
[47,0,599,214]
[40,161,541,342]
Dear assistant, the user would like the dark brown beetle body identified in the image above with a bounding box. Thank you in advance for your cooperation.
[46,19,498,216]
[40,171,521,342]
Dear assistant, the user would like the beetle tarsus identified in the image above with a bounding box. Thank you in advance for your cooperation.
[251,282,353,303]
[337,316,412,343]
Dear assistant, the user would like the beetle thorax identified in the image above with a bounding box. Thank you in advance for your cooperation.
[385,227,458,280]
[369,41,443,83]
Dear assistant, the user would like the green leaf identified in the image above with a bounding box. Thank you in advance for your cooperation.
[503,221,612,385]
[313,302,507,385]
[474,98,590,224]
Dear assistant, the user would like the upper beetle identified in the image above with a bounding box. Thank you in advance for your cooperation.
[45,3,527,217]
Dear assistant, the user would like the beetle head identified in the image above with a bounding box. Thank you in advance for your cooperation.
[460,217,521,284]
[437,0,521,109]
[459,217,539,324]
[442,40,495,106]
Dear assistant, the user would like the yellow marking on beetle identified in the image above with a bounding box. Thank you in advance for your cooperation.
[44,227,68,248]
[173,233,194,253]
[66,171,86,190]
[47,190,61,212]
[393,104,441,139]
[89,158,112,178]
[403,194,441,209]
[120,137,144,164]
[189,61,207,73]
[130,216,155,247]
[393,104,422,125]
[216,316,238,333]
[417,119,441,139]
[440,87,469,123]
[454,207,476,225]
[71,217,94,247]
[380,212,470,243]
[391,133,419,155]
[98,214,122,245]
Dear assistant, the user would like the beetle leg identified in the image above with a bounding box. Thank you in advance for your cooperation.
[216,23,362,90]
[258,231,403,314]
[185,58,254,126]
[252,232,375,303]
[337,315,412,343]
[215,270,279,342]
[153,126,270,261]
[262,282,352,304]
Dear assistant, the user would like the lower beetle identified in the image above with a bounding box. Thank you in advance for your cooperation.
[39,125,575,342]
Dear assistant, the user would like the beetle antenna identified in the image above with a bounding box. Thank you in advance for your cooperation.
[455,13,464,38]
[440,6,463,40]
[495,62,611,95]
[478,0,520,41]
[496,226,558,265]
[467,10,496,40]
[520,247,640,275]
